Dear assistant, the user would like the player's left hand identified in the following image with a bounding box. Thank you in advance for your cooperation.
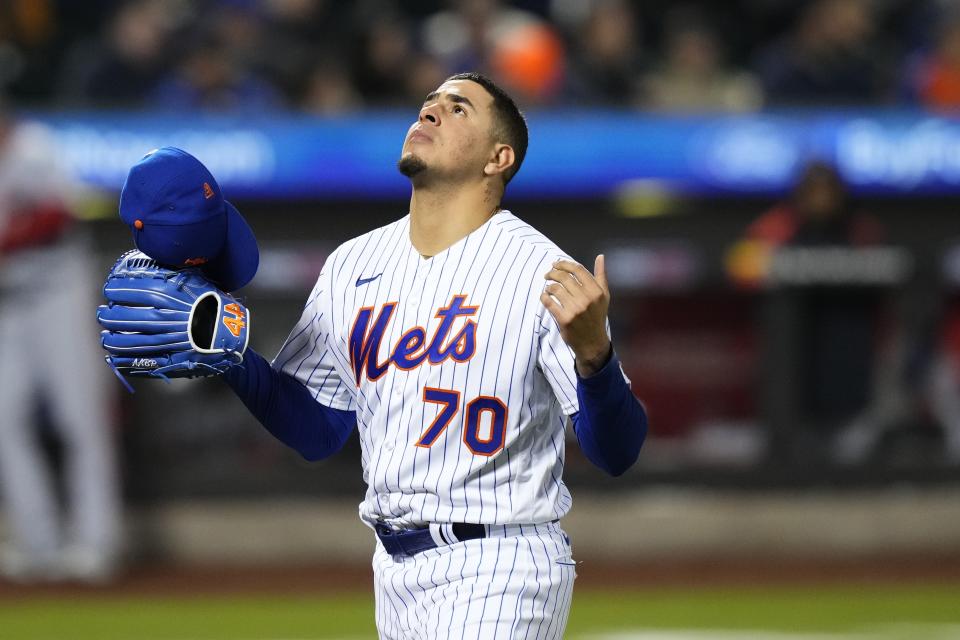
[96,249,251,388]
[541,255,612,377]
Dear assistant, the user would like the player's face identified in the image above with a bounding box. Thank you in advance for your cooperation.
[398,79,498,183]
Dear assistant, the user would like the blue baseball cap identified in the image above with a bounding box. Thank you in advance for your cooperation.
[119,147,259,291]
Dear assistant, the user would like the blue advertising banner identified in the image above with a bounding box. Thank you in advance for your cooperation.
[32,110,960,199]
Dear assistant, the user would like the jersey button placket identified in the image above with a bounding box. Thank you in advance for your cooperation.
[409,266,423,308]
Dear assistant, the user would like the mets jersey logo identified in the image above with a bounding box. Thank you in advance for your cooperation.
[349,294,477,385]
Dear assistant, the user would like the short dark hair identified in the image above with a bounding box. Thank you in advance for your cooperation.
[446,72,528,186]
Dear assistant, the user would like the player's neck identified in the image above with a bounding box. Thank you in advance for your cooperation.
[408,183,500,257]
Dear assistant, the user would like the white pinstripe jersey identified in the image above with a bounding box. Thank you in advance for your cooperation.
[274,210,580,528]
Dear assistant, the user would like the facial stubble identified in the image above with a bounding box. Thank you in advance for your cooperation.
[397,152,427,178]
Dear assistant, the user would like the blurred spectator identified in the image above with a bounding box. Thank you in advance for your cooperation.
[0,100,122,583]
[731,162,886,458]
[0,0,66,102]
[488,19,565,105]
[301,54,363,115]
[754,0,889,106]
[208,2,271,75]
[352,7,420,105]
[57,0,178,108]
[727,162,884,288]
[906,16,960,109]
[422,0,565,104]
[642,7,762,112]
[742,162,883,251]
[422,0,512,73]
[347,2,478,107]
[150,27,284,111]
[4,0,949,112]
[403,52,450,105]
[259,0,351,104]
[562,0,644,106]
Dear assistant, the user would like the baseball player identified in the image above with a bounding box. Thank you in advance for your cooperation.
[0,102,121,583]
[223,72,647,638]
[103,72,646,637]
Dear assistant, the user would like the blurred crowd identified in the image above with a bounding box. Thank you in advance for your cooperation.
[6,0,960,587]
[2,0,960,113]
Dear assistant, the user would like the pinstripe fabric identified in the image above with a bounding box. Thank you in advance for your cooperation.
[275,210,587,638]
[373,523,575,640]
[273,211,582,528]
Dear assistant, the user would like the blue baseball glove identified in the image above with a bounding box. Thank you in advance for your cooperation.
[96,249,250,389]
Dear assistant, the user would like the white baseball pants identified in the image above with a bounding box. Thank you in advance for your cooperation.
[0,243,121,565]
[373,521,576,640]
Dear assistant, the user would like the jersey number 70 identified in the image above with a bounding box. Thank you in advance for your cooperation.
[416,387,508,456]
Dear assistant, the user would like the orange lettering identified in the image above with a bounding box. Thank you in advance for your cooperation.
[222,303,246,337]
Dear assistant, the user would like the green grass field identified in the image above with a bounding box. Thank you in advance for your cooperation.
[2,584,960,639]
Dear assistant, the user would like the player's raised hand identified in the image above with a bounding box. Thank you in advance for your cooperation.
[541,255,612,376]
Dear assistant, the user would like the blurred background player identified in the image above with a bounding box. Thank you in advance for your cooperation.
[0,97,121,584]
[730,161,887,460]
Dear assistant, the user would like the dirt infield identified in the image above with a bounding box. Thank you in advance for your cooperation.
[3,555,960,600]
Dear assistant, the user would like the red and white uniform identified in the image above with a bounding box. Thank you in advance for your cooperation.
[0,119,121,580]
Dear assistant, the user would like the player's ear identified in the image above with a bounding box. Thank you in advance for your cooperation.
[483,144,515,179]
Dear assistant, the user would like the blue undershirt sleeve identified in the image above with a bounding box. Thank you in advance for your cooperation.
[570,351,647,477]
[222,349,356,461]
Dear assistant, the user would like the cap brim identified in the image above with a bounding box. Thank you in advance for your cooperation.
[202,201,259,291]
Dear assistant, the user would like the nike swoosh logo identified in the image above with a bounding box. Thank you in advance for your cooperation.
[355,273,383,286]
